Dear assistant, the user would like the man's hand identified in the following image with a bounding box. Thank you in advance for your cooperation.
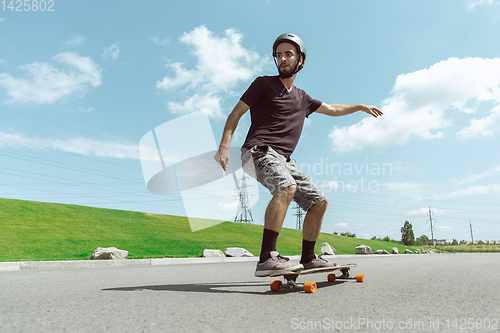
[315,102,383,117]
[360,104,383,118]
[214,146,230,171]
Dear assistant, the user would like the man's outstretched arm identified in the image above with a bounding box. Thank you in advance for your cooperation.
[315,102,383,118]
[214,100,250,171]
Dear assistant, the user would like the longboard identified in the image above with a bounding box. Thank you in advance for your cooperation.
[267,263,363,293]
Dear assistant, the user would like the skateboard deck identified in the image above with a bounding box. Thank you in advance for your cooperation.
[267,263,363,293]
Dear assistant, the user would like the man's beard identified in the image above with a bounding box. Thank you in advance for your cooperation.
[278,62,298,79]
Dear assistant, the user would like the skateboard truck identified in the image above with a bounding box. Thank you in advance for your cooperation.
[282,274,302,290]
[271,274,317,293]
[330,267,364,282]
[339,268,351,279]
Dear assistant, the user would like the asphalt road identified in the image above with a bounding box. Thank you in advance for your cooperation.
[1,253,499,332]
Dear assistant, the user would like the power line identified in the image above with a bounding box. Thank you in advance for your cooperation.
[0,134,141,172]
[0,104,135,148]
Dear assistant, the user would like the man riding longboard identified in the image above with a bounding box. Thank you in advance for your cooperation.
[215,33,383,277]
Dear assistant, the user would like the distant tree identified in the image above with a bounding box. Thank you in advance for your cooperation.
[451,239,459,245]
[382,236,392,243]
[460,240,467,245]
[401,221,415,246]
[418,235,431,246]
[333,231,339,235]
[340,231,356,238]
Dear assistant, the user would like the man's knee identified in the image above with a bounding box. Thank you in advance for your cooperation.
[311,197,328,212]
[276,184,297,200]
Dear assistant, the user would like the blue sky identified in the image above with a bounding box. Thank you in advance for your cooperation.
[1,0,499,243]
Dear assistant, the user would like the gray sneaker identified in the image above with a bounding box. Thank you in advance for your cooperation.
[300,254,338,272]
[255,251,303,277]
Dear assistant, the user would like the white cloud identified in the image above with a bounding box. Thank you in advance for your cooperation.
[65,35,85,46]
[458,104,500,138]
[384,165,500,202]
[454,164,500,185]
[328,57,500,152]
[0,131,139,159]
[0,18,5,22]
[406,207,452,216]
[156,25,267,118]
[63,106,93,113]
[428,165,500,199]
[382,181,429,192]
[438,225,453,231]
[467,0,498,10]
[381,181,431,201]
[103,44,120,60]
[345,182,357,192]
[431,184,500,200]
[167,93,223,119]
[0,52,101,104]
[406,207,431,216]
[149,37,169,46]
[217,200,239,213]
[335,222,348,228]
[323,180,340,191]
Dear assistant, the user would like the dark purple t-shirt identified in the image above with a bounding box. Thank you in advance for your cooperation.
[241,76,322,160]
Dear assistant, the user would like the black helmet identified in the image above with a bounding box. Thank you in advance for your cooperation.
[272,33,307,74]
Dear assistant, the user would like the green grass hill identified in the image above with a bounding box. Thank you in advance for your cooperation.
[0,198,415,262]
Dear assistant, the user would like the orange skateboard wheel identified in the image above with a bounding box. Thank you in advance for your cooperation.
[270,280,283,292]
[304,281,317,293]
[327,273,336,282]
[356,274,364,282]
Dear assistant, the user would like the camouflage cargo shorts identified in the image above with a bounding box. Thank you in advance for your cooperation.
[241,145,327,212]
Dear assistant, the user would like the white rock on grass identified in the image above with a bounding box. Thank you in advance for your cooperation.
[91,247,128,260]
[321,242,335,255]
[202,249,225,258]
[225,247,254,257]
[356,245,373,254]
[405,249,413,254]
[374,249,389,255]
[392,247,399,254]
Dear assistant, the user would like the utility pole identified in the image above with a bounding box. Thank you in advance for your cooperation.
[469,220,474,245]
[429,207,435,246]
[294,203,304,230]
[234,173,253,224]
